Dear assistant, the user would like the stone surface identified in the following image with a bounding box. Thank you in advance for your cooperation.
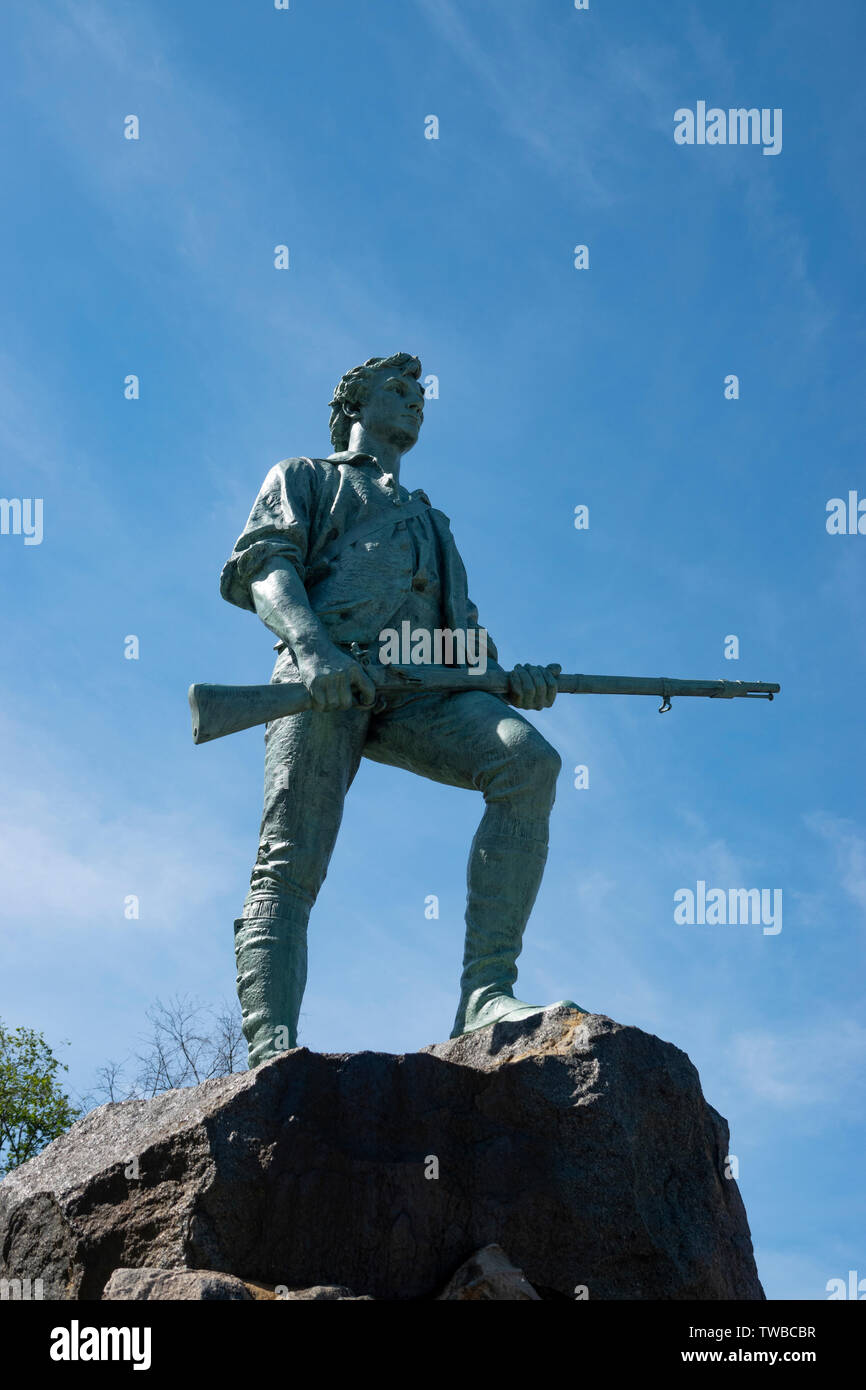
[437,1244,541,1300]
[275,1285,372,1301]
[102,1268,252,1301]
[101,1270,371,1301]
[0,1008,764,1301]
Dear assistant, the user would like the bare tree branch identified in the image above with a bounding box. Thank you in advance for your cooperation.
[86,995,246,1108]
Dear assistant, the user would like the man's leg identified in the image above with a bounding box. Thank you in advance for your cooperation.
[363,691,584,1037]
[235,680,370,1066]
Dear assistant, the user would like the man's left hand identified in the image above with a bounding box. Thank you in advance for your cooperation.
[506,663,561,710]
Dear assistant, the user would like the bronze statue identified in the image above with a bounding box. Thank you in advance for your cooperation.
[199,353,778,1067]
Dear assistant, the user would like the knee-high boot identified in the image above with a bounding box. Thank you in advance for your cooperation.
[451,828,583,1038]
[233,913,308,1067]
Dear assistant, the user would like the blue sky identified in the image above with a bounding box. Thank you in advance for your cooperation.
[1,0,864,1300]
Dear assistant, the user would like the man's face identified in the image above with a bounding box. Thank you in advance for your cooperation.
[357,369,425,451]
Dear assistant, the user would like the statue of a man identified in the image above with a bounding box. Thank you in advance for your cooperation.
[221,353,580,1066]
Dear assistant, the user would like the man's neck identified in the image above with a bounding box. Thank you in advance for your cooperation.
[346,425,405,481]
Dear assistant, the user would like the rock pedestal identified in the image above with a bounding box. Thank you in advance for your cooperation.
[0,1009,764,1300]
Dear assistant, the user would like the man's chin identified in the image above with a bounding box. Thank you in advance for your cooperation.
[394,427,420,451]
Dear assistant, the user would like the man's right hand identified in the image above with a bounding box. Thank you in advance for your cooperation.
[295,643,377,712]
[249,564,377,711]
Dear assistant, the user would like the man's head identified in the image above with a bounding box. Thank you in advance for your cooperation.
[328,353,424,454]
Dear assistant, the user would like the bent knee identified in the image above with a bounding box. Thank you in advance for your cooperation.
[493,718,562,792]
[523,735,562,787]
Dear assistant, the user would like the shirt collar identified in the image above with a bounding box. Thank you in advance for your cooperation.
[326,450,379,467]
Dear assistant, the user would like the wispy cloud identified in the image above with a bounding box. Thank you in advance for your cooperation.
[806,812,866,916]
[0,713,243,931]
[731,1018,866,1109]
[413,0,674,206]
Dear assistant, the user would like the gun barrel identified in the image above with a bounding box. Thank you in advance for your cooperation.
[189,668,780,745]
[556,674,780,700]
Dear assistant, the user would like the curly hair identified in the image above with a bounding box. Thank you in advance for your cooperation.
[328,353,422,452]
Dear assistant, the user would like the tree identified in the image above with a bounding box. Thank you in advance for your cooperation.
[89,995,246,1105]
[0,1022,81,1176]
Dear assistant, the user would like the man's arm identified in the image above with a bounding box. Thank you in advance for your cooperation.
[250,560,376,712]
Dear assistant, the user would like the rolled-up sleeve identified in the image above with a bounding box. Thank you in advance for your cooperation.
[220,460,315,612]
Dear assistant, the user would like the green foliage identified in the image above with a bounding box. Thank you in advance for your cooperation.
[0,1021,80,1176]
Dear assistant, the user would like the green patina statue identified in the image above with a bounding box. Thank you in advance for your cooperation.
[220,352,582,1065]
[212,352,779,1068]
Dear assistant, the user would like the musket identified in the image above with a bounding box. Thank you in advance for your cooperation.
[188,664,780,745]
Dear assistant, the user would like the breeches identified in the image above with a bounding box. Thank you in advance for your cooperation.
[242,682,562,924]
